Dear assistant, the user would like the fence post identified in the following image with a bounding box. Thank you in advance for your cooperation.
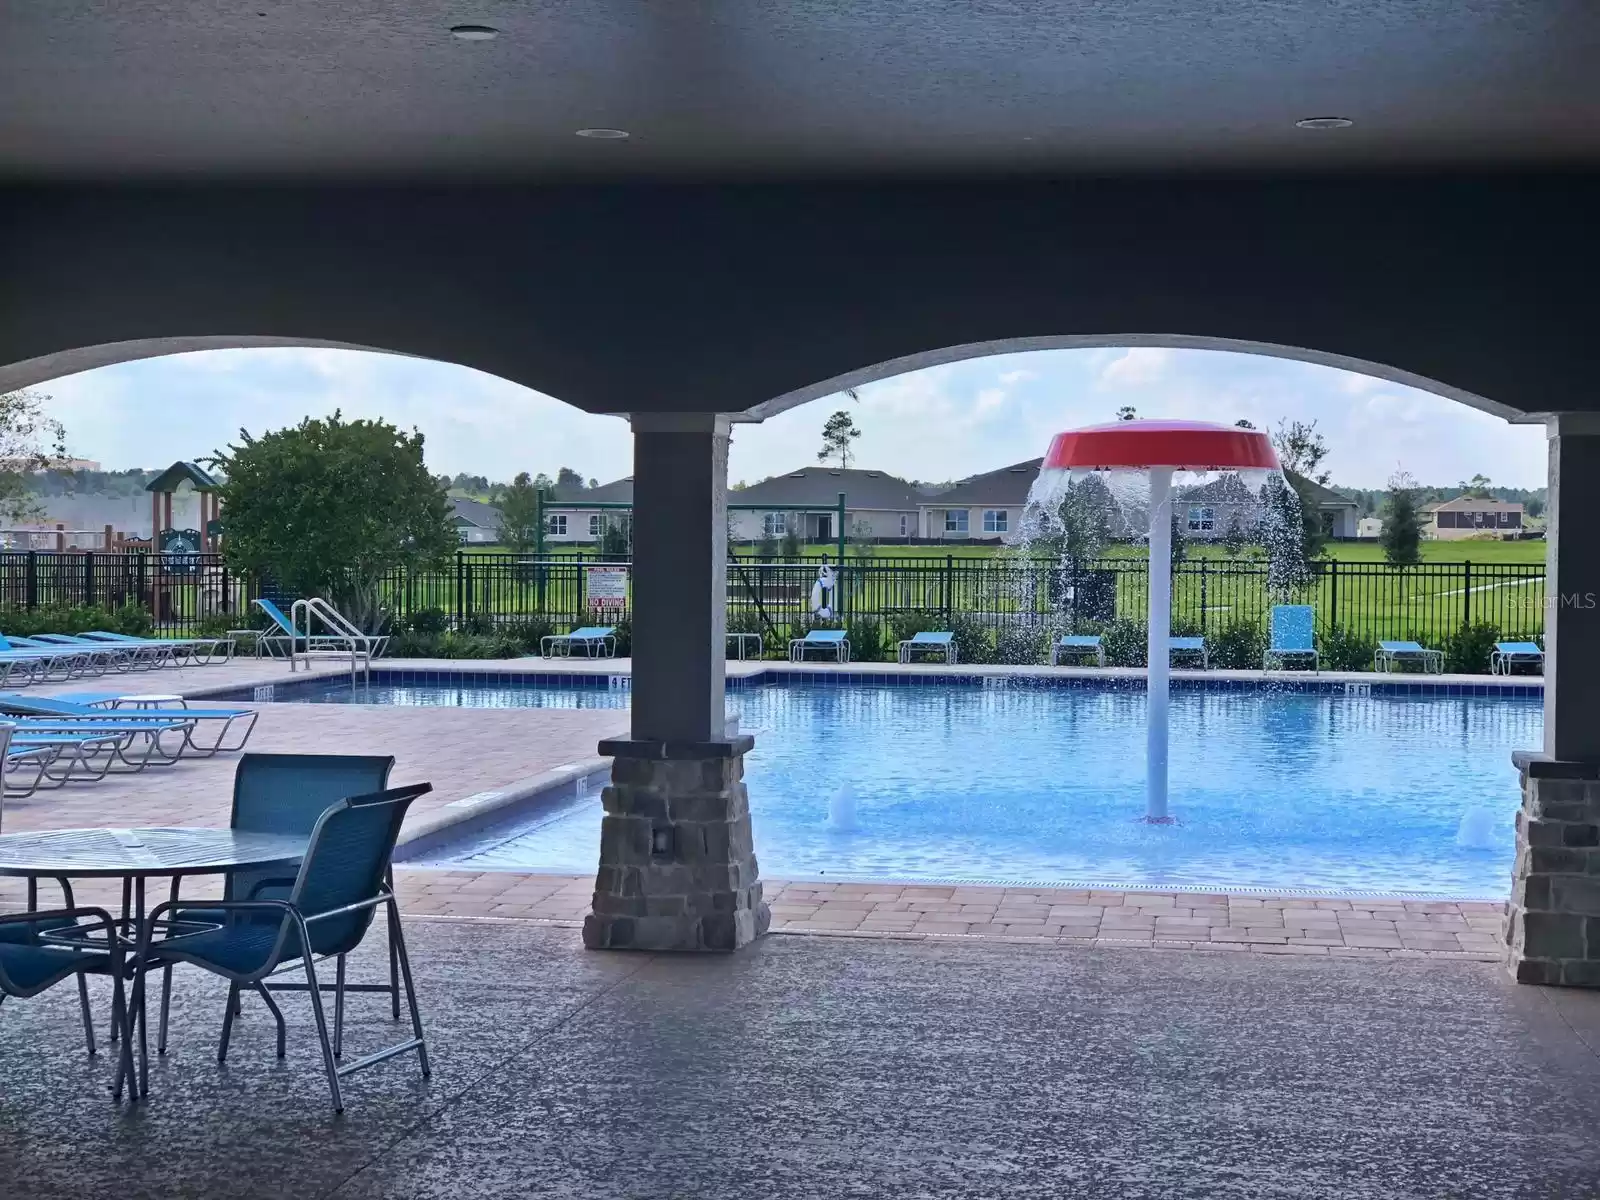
[943,554,953,625]
[1198,558,1208,634]
[83,550,95,608]
[454,551,464,628]
[1328,558,1339,633]
[1462,560,1472,628]
[25,551,37,611]
[135,551,146,611]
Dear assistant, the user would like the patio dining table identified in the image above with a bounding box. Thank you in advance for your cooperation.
[0,826,307,1099]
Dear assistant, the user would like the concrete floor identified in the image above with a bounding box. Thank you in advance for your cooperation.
[2,922,1598,1199]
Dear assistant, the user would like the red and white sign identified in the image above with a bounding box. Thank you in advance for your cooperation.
[586,565,628,610]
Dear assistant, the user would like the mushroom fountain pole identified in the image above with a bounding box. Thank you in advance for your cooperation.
[1042,420,1280,824]
[1145,464,1174,822]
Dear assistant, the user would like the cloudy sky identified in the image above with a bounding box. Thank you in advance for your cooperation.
[33,345,1546,490]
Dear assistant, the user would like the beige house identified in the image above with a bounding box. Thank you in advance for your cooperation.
[1421,495,1525,540]
[917,458,1042,542]
[545,476,635,544]
[729,467,923,543]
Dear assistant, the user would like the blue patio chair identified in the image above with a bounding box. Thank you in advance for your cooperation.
[22,631,163,671]
[897,630,957,664]
[1051,634,1105,666]
[0,692,260,756]
[0,633,108,685]
[1263,606,1318,671]
[1170,635,1209,669]
[76,630,235,666]
[130,781,433,1111]
[540,625,618,658]
[1374,640,1444,673]
[789,628,850,663]
[0,906,123,1066]
[153,753,397,1057]
[1492,641,1544,675]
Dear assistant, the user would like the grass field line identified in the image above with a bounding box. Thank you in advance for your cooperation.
[1428,577,1542,599]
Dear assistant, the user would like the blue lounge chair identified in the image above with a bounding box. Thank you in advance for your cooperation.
[1170,636,1208,669]
[243,598,383,662]
[1374,640,1443,673]
[0,633,110,685]
[1263,606,1318,671]
[1492,641,1544,675]
[77,630,235,666]
[789,628,850,663]
[152,753,398,1058]
[21,632,165,671]
[897,630,957,664]
[0,693,259,756]
[540,625,618,658]
[1051,634,1105,666]
[129,781,434,1110]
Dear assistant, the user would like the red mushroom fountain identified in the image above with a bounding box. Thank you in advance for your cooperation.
[1042,420,1280,822]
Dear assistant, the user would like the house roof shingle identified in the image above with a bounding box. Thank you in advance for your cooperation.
[921,458,1043,507]
[551,476,634,504]
[449,496,502,528]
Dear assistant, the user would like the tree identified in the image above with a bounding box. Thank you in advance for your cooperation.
[495,472,543,554]
[850,517,875,563]
[1271,418,1331,485]
[0,390,68,523]
[599,517,630,559]
[1459,473,1493,497]
[1263,473,1315,593]
[1526,496,1546,519]
[555,467,586,491]
[210,412,457,632]
[818,410,861,468]
[1380,470,1423,566]
[1222,510,1248,556]
[1117,405,1138,422]
[779,520,802,561]
[1234,418,1256,430]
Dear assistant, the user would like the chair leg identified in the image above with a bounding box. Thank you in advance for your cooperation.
[111,974,135,1102]
[255,982,287,1058]
[76,972,97,1056]
[333,955,346,1059]
[300,953,345,1113]
[218,982,240,1063]
[388,901,431,1079]
[386,897,401,1020]
[157,966,173,1054]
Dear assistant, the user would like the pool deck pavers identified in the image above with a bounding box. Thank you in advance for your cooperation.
[1,655,1513,963]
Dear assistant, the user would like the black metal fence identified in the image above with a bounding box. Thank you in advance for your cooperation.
[0,551,1548,646]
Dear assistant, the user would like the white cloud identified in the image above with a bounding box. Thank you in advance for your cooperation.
[974,387,1007,414]
[1097,348,1173,388]
[997,369,1038,385]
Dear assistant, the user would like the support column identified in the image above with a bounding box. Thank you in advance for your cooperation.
[1506,415,1600,986]
[584,413,769,953]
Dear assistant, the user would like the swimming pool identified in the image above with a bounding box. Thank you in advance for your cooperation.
[279,675,1540,898]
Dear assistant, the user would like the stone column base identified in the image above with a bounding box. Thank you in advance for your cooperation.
[1506,755,1600,987]
[583,737,770,952]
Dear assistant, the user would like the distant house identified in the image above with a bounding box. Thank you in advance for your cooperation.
[917,458,1042,542]
[1357,516,1383,539]
[545,476,634,543]
[449,496,502,544]
[1176,472,1358,541]
[1421,495,1524,540]
[729,467,922,543]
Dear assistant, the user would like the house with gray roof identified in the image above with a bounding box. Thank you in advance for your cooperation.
[545,476,634,543]
[730,467,922,543]
[918,458,1043,542]
[449,496,503,544]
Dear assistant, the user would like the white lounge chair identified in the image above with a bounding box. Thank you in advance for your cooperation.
[790,629,850,663]
[897,631,956,664]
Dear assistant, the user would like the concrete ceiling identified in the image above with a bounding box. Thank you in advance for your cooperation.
[3,1,1598,177]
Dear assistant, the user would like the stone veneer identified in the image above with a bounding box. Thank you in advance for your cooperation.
[1506,759,1600,987]
[584,741,770,952]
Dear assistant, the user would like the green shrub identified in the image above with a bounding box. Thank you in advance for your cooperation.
[1318,625,1377,672]
[500,615,555,654]
[0,603,154,638]
[995,623,1049,665]
[458,611,499,637]
[887,609,943,645]
[407,607,450,636]
[1440,621,1501,675]
[1208,619,1266,670]
[845,615,886,662]
[387,630,523,659]
[950,613,995,664]
[1102,618,1147,667]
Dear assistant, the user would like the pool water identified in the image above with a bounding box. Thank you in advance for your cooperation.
[307,681,1540,898]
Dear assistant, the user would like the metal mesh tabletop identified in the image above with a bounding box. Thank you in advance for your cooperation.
[0,827,305,879]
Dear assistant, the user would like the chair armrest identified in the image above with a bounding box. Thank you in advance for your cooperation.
[245,877,298,901]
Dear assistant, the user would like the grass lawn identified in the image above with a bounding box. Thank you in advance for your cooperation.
[778,538,1547,566]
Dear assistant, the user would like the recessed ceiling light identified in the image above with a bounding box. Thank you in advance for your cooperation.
[575,128,630,140]
[1295,116,1354,130]
[449,24,498,41]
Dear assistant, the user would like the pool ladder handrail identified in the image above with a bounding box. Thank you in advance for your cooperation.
[288,597,381,685]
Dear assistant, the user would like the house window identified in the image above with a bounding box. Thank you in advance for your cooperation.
[983,509,1008,534]
[547,514,567,536]
[588,514,602,538]
[945,510,969,534]
[762,512,787,537]
[1186,506,1215,533]
[900,514,909,537]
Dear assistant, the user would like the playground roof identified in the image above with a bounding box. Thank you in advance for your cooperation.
[145,461,221,493]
